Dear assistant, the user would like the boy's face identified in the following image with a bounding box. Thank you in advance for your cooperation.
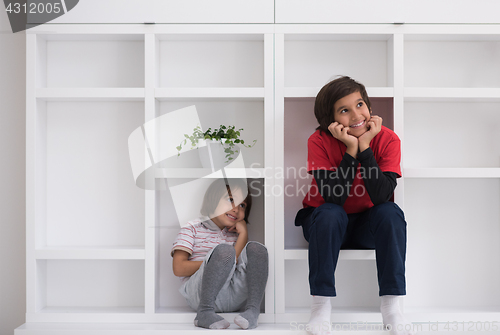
[211,187,246,230]
[333,91,371,138]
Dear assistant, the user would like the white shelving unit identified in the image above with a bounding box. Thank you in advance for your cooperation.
[20,22,500,334]
[274,24,500,326]
[274,26,403,324]
[401,29,500,323]
[24,24,275,328]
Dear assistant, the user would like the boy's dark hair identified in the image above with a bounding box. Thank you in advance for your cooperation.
[314,76,372,133]
[200,178,252,222]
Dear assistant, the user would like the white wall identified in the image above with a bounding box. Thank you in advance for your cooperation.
[0,8,26,335]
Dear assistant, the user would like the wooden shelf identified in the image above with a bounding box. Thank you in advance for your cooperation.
[16,323,312,335]
[155,88,265,99]
[404,168,500,178]
[279,306,382,323]
[18,319,500,335]
[284,87,394,98]
[27,308,274,325]
[35,247,146,260]
[405,88,500,101]
[38,306,145,314]
[280,306,500,324]
[284,249,376,261]
[155,168,266,179]
[36,88,145,101]
[404,306,500,323]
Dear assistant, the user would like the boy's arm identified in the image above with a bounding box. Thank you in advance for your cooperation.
[357,148,398,205]
[356,116,399,204]
[311,122,360,206]
[229,220,248,262]
[313,152,359,206]
[172,250,203,277]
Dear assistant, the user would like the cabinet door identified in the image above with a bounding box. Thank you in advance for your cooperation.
[275,0,402,24]
[49,0,274,24]
[47,0,155,24]
[403,0,500,24]
[275,0,500,24]
[153,0,274,23]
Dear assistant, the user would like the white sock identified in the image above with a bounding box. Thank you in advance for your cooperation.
[380,296,416,335]
[307,296,332,335]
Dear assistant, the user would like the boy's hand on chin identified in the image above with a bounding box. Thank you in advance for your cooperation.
[228,220,248,236]
[328,122,358,157]
[359,115,382,151]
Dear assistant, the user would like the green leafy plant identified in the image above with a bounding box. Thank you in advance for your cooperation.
[176,125,257,162]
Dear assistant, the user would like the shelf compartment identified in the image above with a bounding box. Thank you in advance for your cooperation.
[35,247,146,260]
[404,100,500,168]
[284,249,376,261]
[404,178,500,309]
[404,35,500,88]
[155,99,264,170]
[39,101,146,248]
[283,97,394,250]
[157,34,264,88]
[36,260,145,312]
[36,34,145,88]
[284,34,393,88]
[156,179,266,311]
[284,260,380,314]
[404,168,500,179]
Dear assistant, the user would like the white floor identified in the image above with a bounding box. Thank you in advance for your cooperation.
[15,322,476,335]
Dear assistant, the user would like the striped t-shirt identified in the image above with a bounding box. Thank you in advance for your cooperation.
[171,218,239,262]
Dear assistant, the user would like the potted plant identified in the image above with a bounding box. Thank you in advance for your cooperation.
[176,125,256,168]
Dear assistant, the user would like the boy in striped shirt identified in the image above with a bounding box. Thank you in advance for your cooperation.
[172,178,268,330]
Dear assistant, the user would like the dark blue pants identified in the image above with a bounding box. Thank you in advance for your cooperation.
[301,202,407,297]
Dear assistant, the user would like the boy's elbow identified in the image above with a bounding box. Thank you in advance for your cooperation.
[172,261,184,277]
[173,267,185,277]
[371,195,392,206]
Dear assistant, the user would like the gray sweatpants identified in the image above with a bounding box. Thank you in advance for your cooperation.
[179,241,266,313]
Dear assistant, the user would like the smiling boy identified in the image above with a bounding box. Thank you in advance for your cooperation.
[295,76,414,335]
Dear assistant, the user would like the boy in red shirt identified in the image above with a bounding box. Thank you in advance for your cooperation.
[295,76,414,335]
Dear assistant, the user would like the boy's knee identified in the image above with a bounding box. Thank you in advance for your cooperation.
[312,203,348,229]
[246,241,268,258]
[214,243,235,254]
[372,202,406,230]
[210,244,236,262]
[315,202,346,216]
[375,202,404,218]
